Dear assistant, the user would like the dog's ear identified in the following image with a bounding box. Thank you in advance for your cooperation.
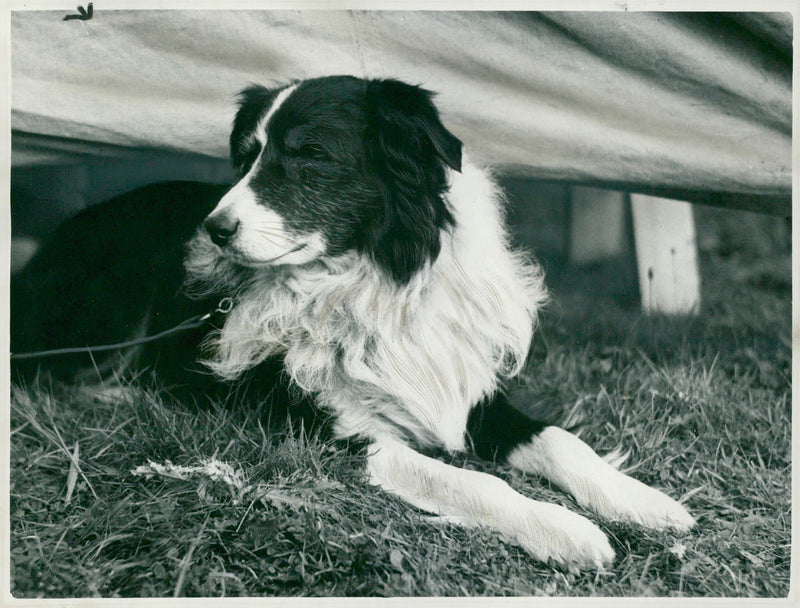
[230,84,282,179]
[363,79,461,284]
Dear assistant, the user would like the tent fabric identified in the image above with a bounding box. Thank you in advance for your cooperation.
[11,10,792,214]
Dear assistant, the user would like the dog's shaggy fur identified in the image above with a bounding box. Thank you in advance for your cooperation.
[12,75,695,569]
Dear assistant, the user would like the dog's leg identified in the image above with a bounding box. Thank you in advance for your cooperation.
[366,435,615,570]
[468,394,695,532]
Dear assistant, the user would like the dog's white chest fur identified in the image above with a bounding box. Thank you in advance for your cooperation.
[187,159,546,451]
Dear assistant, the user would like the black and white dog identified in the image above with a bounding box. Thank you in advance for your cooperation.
[12,75,694,570]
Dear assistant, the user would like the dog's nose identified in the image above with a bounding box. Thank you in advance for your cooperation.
[204,213,240,247]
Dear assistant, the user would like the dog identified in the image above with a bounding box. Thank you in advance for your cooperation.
[11,75,694,570]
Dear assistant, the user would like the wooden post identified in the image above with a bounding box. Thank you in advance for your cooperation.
[568,186,628,265]
[630,194,701,315]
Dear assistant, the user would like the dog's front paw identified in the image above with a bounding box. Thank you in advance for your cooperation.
[513,502,615,571]
[596,472,696,533]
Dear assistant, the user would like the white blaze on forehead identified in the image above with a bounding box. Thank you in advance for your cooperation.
[212,82,300,222]
[253,83,299,147]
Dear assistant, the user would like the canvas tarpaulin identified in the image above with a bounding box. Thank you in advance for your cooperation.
[10,10,792,215]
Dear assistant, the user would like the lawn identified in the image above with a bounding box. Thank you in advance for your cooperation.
[8,207,791,598]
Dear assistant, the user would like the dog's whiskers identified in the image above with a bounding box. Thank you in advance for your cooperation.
[252,227,298,242]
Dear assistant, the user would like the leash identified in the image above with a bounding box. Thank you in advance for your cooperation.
[10,297,234,361]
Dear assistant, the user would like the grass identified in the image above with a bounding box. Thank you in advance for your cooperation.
[8,216,791,597]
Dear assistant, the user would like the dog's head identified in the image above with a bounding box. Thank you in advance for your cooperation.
[203,76,462,283]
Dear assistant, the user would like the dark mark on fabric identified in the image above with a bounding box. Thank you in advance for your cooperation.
[63,3,93,21]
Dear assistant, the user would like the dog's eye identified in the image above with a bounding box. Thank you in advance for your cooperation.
[284,127,332,161]
[292,142,330,161]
